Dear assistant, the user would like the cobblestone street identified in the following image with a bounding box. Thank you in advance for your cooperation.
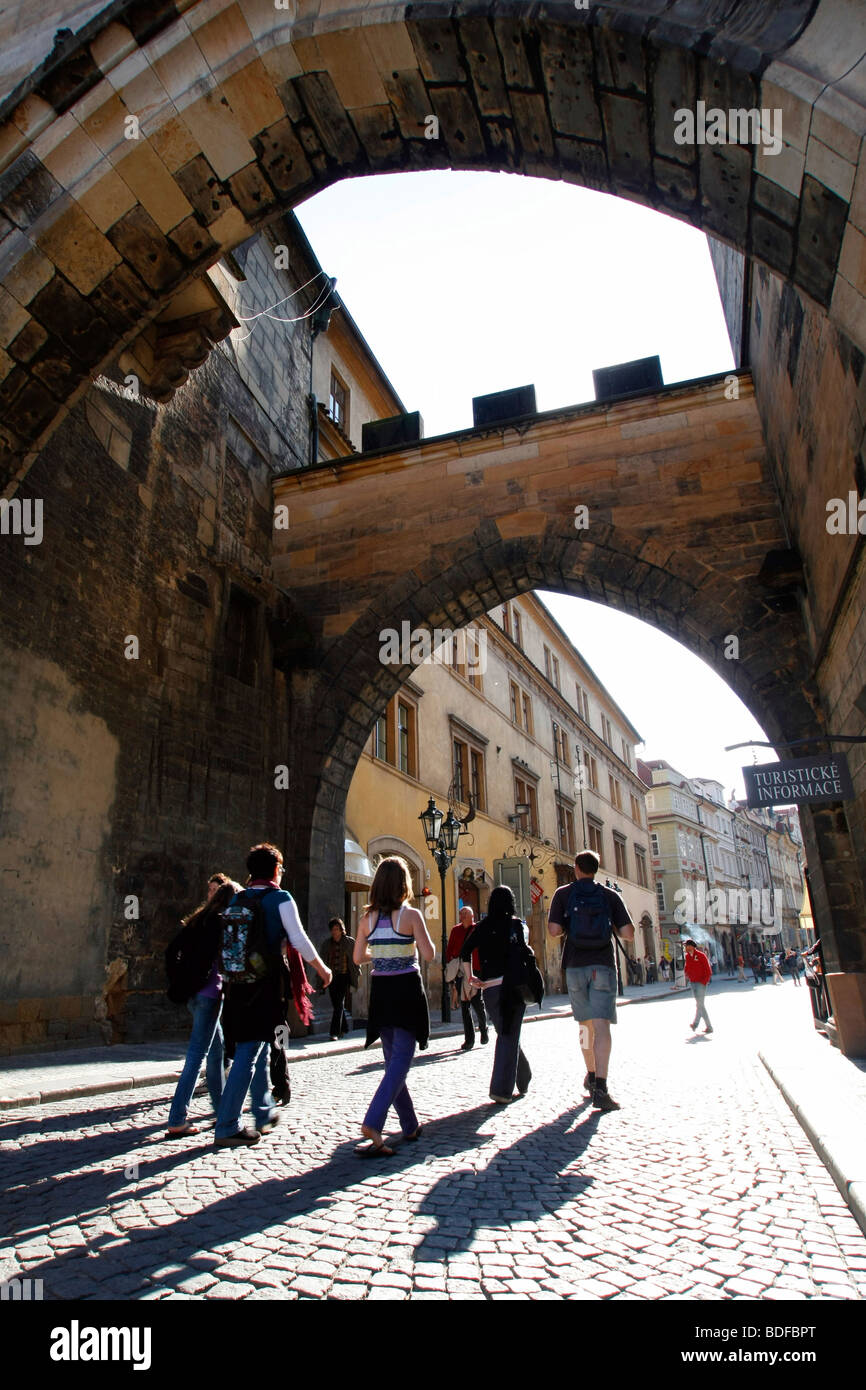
[2,985,865,1302]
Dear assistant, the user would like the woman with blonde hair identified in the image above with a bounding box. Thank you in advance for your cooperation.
[353,855,434,1157]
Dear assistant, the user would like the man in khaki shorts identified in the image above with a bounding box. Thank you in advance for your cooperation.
[547,850,635,1112]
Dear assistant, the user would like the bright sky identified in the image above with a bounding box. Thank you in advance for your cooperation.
[296,171,770,797]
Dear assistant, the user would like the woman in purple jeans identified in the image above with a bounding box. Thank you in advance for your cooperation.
[353,856,434,1158]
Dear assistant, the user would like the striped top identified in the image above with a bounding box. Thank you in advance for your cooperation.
[368,905,418,977]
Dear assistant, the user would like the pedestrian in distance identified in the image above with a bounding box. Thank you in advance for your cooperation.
[461,885,539,1104]
[320,917,360,1039]
[547,849,635,1113]
[684,938,713,1034]
[786,948,802,986]
[737,952,746,982]
[445,906,489,1051]
[214,843,332,1149]
[165,873,238,1137]
[771,951,784,985]
[354,855,434,1158]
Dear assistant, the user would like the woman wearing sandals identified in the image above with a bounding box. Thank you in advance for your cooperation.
[164,874,240,1138]
[461,884,532,1104]
[353,855,435,1158]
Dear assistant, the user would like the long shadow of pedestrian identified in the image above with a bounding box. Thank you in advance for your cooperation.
[412,1103,600,1260]
[5,1103,500,1297]
[347,1050,465,1076]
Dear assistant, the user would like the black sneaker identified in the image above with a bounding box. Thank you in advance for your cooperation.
[479,1031,490,1045]
[214,1128,262,1149]
[592,1088,621,1113]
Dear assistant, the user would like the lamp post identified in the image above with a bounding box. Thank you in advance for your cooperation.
[419,797,462,1023]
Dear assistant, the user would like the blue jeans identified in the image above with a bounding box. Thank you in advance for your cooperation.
[168,992,224,1128]
[214,1039,275,1139]
[363,1026,418,1135]
[484,985,531,1098]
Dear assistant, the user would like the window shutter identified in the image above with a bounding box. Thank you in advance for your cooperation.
[493,857,531,919]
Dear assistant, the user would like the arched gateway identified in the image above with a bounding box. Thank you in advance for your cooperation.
[2,1,866,1052]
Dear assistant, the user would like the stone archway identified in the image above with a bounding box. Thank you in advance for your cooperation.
[1,0,864,483]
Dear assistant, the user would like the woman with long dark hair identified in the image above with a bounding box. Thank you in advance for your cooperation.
[353,855,434,1157]
[165,874,239,1137]
[462,885,533,1104]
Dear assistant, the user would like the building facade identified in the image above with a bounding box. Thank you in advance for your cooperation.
[643,760,808,970]
[345,593,659,1017]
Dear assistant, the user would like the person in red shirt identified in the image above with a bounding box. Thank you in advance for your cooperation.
[445,907,489,1051]
[683,939,713,1034]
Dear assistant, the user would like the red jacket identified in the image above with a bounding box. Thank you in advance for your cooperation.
[446,921,480,974]
[684,949,712,985]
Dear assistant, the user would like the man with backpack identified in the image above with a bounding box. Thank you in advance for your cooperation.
[547,850,635,1112]
[214,842,332,1149]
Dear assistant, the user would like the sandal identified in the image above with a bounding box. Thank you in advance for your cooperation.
[166,1124,200,1138]
[354,1124,395,1159]
[403,1125,423,1142]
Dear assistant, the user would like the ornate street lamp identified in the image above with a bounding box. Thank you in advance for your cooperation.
[419,798,461,1022]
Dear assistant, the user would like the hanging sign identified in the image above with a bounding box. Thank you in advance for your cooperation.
[743,754,854,808]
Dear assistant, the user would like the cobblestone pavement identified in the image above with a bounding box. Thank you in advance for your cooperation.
[2,986,865,1301]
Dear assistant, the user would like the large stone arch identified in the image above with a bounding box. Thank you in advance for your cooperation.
[264,375,823,943]
[1,0,865,485]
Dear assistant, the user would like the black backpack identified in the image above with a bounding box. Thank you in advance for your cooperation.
[165,913,222,1005]
[220,887,281,985]
[505,919,545,1006]
[565,880,613,951]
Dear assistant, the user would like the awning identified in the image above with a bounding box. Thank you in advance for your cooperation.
[345,838,375,891]
[798,885,814,935]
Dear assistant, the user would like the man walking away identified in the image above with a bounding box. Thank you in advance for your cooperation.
[215,842,332,1148]
[547,850,635,1112]
[446,907,489,1051]
[684,939,713,1034]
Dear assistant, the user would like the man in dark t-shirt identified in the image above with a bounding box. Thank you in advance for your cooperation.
[547,849,634,1112]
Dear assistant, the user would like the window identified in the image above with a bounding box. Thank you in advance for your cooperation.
[373,713,387,761]
[557,800,576,855]
[397,700,416,777]
[586,817,604,865]
[552,722,569,767]
[601,714,613,747]
[635,847,649,888]
[656,880,666,913]
[470,748,486,813]
[329,370,349,432]
[609,775,623,811]
[650,831,660,857]
[521,692,533,736]
[514,775,539,837]
[543,645,561,689]
[512,607,523,648]
[645,792,655,810]
[502,606,511,637]
[371,696,418,776]
[613,834,628,879]
[510,681,520,724]
[585,753,598,791]
[452,634,483,692]
[622,738,631,767]
[453,738,468,801]
[630,794,642,825]
[224,586,259,686]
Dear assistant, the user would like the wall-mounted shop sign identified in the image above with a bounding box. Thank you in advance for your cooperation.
[744,754,854,808]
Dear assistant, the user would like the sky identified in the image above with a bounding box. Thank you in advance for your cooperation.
[296,171,771,797]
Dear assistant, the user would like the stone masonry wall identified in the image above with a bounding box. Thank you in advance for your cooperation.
[0,244,315,1053]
